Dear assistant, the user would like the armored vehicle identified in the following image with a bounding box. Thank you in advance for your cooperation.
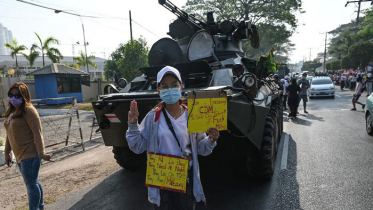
[92,0,283,179]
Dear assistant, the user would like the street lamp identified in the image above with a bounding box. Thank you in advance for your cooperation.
[7,68,15,77]
[55,10,90,73]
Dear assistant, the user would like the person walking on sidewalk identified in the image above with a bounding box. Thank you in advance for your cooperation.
[297,72,310,113]
[126,66,219,209]
[287,78,301,118]
[4,82,52,210]
[351,77,366,111]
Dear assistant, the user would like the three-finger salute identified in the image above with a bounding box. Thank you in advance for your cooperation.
[206,127,220,143]
[128,100,139,124]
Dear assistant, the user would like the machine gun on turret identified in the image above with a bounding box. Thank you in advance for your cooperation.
[158,0,259,49]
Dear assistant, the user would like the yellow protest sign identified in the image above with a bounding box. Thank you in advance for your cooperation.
[145,152,189,193]
[187,92,227,133]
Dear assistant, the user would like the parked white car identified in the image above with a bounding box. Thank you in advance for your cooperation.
[308,77,335,98]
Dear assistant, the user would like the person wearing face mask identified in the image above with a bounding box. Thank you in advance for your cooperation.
[126,66,219,209]
[297,73,310,114]
[4,82,52,210]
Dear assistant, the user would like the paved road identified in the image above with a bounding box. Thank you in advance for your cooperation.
[48,88,373,210]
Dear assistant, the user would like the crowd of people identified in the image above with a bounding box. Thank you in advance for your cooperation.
[333,72,373,96]
[276,70,372,115]
[274,72,310,118]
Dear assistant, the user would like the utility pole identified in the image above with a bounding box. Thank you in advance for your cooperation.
[320,32,328,72]
[323,32,327,72]
[307,48,315,61]
[345,0,373,32]
[129,10,133,41]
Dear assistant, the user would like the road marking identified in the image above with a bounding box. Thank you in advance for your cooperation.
[335,95,341,97]
[281,134,290,170]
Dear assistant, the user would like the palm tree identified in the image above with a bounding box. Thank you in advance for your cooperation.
[25,49,40,67]
[4,38,27,76]
[31,32,63,67]
[73,51,97,70]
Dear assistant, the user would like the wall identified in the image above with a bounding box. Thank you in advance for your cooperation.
[82,80,112,102]
[0,78,112,113]
[0,77,21,113]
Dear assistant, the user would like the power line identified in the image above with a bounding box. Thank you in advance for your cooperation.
[132,19,161,38]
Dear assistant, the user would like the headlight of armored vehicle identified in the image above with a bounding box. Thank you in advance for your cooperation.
[244,76,255,88]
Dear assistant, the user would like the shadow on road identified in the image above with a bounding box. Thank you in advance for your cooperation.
[68,168,152,210]
[303,113,324,122]
[195,133,302,210]
[290,117,312,126]
[66,133,301,210]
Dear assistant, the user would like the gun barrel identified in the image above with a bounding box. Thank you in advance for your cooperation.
[158,0,206,31]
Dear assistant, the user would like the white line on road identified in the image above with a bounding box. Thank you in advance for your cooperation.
[335,95,341,97]
[281,134,290,170]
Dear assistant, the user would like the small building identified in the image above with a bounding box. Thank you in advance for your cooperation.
[27,63,89,104]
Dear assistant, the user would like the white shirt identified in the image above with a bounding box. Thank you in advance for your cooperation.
[355,82,363,95]
[283,81,289,95]
[158,109,191,157]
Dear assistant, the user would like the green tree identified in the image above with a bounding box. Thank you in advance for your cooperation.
[331,60,341,70]
[326,62,332,70]
[340,56,354,69]
[301,60,322,74]
[357,26,373,42]
[104,37,149,82]
[73,51,97,71]
[24,49,39,67]
[348,41,373,69]
[183,0,303,60]
[4,38,27,76]
[31,32,63,66]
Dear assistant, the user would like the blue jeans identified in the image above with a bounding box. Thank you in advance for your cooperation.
[18,155,44,210]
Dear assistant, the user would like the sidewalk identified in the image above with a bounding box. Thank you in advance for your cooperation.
[0,144,121,210]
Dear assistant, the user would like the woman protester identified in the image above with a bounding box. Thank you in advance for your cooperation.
[286,78,301,118]
[4,82,52,210]
[126,66,219,210]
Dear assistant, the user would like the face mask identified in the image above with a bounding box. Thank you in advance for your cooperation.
[302,76,306,79]
[8,97,23,107]
[160,88,181,104]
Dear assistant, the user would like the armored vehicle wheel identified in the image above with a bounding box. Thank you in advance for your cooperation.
[247,115,276,180]
[275,98,284,138]
[270,106,280,155]
[112,146,146,170]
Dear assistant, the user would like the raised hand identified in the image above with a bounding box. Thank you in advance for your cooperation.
[206,127,220,143]
[128,100,139,124]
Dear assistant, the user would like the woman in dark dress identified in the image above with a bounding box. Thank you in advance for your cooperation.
[287,78,301,117]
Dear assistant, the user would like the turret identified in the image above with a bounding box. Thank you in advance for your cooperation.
[148,0,260,67]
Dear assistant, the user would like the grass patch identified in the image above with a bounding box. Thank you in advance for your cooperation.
[59,103,94,111]
[14,197,57,210]
[15,205,28,210]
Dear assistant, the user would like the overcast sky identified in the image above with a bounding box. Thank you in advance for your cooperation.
[0,0,372,63]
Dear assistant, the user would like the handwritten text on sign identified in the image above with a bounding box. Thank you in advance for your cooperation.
[188,97,227,133]
[145,153,189,193]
